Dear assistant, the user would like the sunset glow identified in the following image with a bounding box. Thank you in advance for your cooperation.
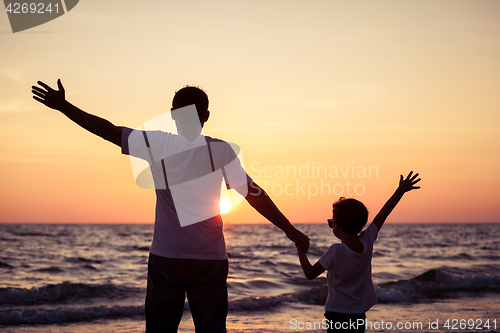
[1,1,499,224]
[220,201,233,214]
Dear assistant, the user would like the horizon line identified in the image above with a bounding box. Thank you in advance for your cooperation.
[0,221,499,225]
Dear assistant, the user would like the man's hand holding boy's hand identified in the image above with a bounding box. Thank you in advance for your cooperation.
[398,171,421,193]
[287,229,310,254]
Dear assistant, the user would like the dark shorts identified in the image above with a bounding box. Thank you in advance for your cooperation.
[145,253,229,333]
[324,311,366,333]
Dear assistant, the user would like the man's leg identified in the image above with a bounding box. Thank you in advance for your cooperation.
[145,254,186,333]
[186,259,229,333]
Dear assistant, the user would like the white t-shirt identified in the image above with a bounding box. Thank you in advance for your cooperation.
[318,223,379,314]
[121,127,250,260]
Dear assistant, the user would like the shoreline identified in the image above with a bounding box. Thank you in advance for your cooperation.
[2,294,499,333]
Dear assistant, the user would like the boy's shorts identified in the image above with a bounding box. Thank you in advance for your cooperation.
[324,311,366,333]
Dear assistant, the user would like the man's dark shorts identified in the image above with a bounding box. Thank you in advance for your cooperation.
[146,253,229,333]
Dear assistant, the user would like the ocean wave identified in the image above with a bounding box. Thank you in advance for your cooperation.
[117,245,150,252]
[229,285,327,312]
[0,304,143,325]
[0,282,143,306]
[133,246,150,252]
[0,261,14,269]
[1,266,500,326]
[0,288,322,325]
[34,266,64,273]
[11,232,56,237]
[377,267,500,303]
[229,295,289,311]
[0,237,17,242]
[227,252,254,259]
[229,266,500,311]
[65,257,103,264]
[81,264,98,271]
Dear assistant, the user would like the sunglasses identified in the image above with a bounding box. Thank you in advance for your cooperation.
[327,218,340,228]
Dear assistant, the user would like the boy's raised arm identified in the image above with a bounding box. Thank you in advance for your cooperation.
[372,171,421,231]
[32,80,122,146]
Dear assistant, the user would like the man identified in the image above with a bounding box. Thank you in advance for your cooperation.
[32,80,310,333]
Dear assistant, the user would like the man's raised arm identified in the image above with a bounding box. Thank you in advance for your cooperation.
[32,80,122,146]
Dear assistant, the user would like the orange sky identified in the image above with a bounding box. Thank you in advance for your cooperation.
[1,1,499,223]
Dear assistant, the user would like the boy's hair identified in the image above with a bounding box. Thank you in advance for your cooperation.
[172,86,209,122]
[332,197,368,235]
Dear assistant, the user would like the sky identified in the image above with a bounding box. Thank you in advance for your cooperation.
[0,0,499,224]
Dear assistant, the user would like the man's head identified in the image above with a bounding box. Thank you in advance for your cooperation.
[331,197,368,236]
[172,86,210,125]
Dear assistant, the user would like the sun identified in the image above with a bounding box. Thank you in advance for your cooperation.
[220,200,233,214]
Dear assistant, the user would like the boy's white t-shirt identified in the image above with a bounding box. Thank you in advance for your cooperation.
[318,223,379,314]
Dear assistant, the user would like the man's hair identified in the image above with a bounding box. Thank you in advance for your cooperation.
[332,197,368,235]
[172,86,209,122]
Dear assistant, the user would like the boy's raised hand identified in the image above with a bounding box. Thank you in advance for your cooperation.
[372,171,421,231]
[398,171,421,193]
[32,79,67,111]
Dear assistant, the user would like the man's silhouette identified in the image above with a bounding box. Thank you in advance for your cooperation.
[32,80,309,333]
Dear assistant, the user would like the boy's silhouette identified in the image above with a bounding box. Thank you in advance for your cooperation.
[32,79,310,333]
[297,172,420,333]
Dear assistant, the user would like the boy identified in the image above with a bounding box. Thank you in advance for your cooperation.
[297,172,421,332]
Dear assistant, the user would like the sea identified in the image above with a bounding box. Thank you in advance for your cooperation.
[0,223,499,333]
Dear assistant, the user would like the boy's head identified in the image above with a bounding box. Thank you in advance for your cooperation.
[172,86,210,125]
[331,197,368,235]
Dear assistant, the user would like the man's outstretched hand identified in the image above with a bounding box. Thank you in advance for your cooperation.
[32,79,67,111]
[31,79,122,146]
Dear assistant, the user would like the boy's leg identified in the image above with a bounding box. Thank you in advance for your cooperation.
[145,254,186,333]
[186,259,229,333]
[324,312,366,333]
